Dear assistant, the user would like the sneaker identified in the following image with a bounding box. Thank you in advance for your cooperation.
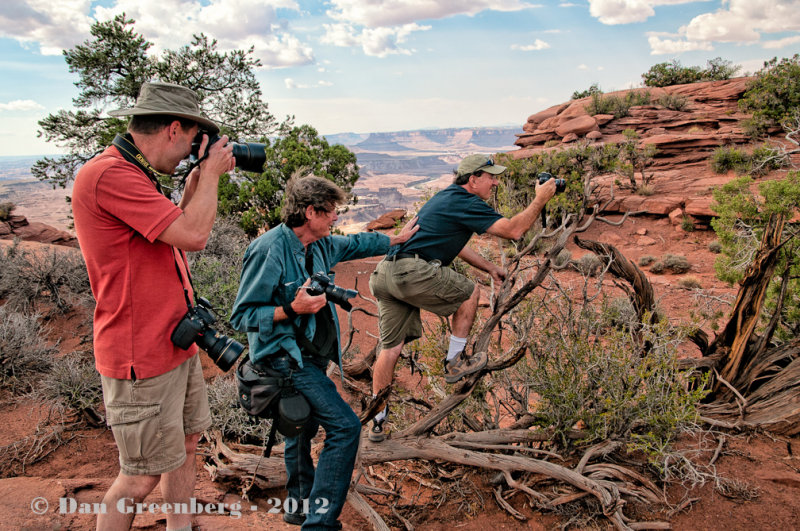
[283,511,305,526]
[368,418,386,442]
[443,350,488,383]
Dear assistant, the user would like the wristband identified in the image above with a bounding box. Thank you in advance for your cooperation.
[283,303,299,320]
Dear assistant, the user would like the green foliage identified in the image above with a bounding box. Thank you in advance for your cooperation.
[0,242,92,314]
[586,90,651,118]
[639,255,656,267]
[34,14,287,189]
[219,125,359,234]
[206,374,273,444]
[0,202,16,221]
[37,354,103,417]
[711,146,750,174]
[642,57,740,87]
[662,254,691,273]
[657,92,689,111]
[0,307,57,394]
[711,144,789,176]
[740,55,800,138]
[187,217,249,340]
[575,253,603,276]
[708,240,722,254]
[572,83,602,100]
[619,129,657,188]
[681,216,696,232]
[520,295,708,460]
[711,172,800,342]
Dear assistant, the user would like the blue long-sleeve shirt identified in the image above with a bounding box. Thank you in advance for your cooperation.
[230,223,390,368]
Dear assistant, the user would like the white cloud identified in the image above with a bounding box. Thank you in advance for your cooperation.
[762,34,800,49]
[284,78,335,90]
[321,22,431,57]
[647,33,713,54]
[577,64,588,70]
[645,0,800,54]
[326,0,538,28]
[0,0,94,55]
[588,0,709,25]
[0,99,44,112]
[511,39,550,51]
[93,0,314,68]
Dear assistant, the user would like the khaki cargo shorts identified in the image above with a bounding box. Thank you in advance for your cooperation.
[101,354,211,476]
[369,256,475,350]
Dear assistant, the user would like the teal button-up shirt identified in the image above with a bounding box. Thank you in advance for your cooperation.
[230,223,390,368]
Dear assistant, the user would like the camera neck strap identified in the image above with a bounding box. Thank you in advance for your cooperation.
[171,247,196,311]
[112,133,173,197]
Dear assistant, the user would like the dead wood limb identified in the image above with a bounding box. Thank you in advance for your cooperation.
[502,470,549,505]
[355,483,398,498]
[666,496,700,518]
[709,436,726,466]
[441,428,585,446]
[448,440,564,460]
[390,504,415,530]
[493,486,528,520]
[576,440,623,474]
[346,489,391,531]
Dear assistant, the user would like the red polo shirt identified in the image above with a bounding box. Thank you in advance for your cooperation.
[72,146,198,380]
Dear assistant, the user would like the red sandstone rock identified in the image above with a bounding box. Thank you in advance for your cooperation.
[366,209,407,231]
[555,115,598,137]
[562,133,578,143]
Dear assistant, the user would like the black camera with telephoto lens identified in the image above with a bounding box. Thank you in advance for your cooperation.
[190,133,267,173]
[538,172,567,194]
[308,272,358,311]
[171,296,246,372]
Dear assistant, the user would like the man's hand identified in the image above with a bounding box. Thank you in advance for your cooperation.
[388,215,420,246]
[291,278,327,315]
[198,133,235,177]
[534,176,557,205]
[489,264,506,285]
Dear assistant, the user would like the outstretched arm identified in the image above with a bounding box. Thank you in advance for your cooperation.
[458,246,506,284]
[486,178,556,241]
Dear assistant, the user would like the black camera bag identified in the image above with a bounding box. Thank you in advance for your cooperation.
[235,358,311,438]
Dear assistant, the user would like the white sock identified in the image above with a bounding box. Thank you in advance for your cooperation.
[446,335,467,361]
[373,396,388,422]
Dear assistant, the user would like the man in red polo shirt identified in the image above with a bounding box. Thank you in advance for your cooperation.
[72,82,234,530]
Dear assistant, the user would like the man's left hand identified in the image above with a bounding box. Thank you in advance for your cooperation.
[389,216,420,246]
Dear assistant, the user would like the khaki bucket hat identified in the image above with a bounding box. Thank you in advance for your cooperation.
[108,82,219,135]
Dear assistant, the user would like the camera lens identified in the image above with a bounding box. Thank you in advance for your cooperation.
[190,134,266,173]
[198,329,246,372]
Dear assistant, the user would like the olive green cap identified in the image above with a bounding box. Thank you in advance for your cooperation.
[456,154,506,177]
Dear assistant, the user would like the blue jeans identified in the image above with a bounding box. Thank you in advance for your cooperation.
[266,355,361,530]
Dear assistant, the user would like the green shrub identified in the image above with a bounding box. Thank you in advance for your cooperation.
[650,261,665,274]
[740,54,800,138]
[642,57,740,87]
[681,216,696,232]
[677,276,702,289]
[0,307,56,394]
[711,146,750,174]
[521,298,708,459]
[0,242,91,314]
[639,255,657,267]
[708,240,722,254]
[586,90,651,118]
[749,143,788,175]
[572,83,602,100]
[662,253,691,273]
[553,248,572,268]
[575,253,603,276]
[206,374,273,444]
[37,354,103,418]
[658,93,689,111]
[0,202,15,221]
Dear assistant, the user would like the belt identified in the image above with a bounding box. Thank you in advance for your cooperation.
[392,252,429,261]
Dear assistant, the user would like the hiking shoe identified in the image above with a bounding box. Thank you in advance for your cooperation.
[443,350,488,383]
[368,418,386,442]
[283,511,306,526]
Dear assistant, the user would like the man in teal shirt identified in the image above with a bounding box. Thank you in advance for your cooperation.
[231,175,417,529]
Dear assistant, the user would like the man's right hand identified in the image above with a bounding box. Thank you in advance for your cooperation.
[291,278,327,315]
[198,134,235,178]
[534,176,557,205]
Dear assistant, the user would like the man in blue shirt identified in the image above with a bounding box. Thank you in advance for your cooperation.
[368,154,556,442]
[231,175,417,529]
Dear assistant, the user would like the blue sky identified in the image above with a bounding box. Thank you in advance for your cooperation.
[1,0,799,156]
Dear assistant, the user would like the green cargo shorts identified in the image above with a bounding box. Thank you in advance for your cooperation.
[369,256,475,350]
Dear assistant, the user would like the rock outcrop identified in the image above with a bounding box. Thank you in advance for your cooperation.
[0,214,78,247]
[507,77,791,228]
[366,209,407,231]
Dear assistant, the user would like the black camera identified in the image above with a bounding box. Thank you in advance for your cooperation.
[190,133,266,173]
[171,296,246,372]
[308,273,358,311]
[538,172,567,194]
